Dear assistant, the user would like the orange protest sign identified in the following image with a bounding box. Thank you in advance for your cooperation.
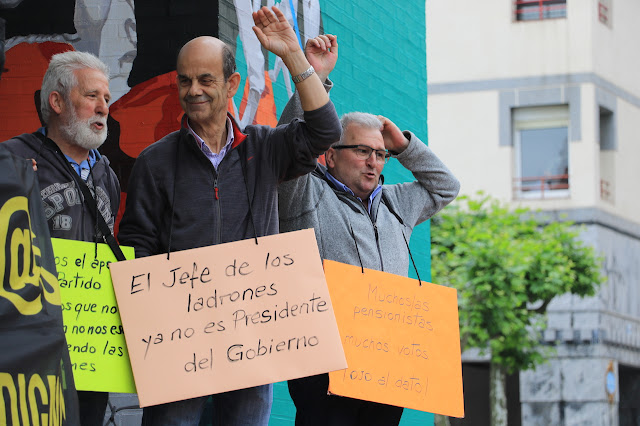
[325,260,464,418]
[109,229,346,407]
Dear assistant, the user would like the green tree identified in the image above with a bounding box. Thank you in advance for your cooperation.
[430,193,604,426]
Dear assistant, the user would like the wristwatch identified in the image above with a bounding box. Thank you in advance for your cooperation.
[292,66,315,84]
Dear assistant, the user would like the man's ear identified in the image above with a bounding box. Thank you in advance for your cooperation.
[49,91,64,115]
[226,72,241,98]
[325,147,336,168]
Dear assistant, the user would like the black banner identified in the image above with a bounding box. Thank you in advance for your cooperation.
[0,146,80,425]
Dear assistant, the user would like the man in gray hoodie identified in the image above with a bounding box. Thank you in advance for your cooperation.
[278,35,460,426]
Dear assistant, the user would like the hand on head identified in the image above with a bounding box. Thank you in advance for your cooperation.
[305,34,338,82]
[378,116,409,154]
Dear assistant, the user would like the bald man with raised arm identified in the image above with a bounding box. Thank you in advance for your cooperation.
[117,6,341,426]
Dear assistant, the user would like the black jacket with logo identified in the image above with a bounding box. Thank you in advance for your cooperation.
[2,130,121,242]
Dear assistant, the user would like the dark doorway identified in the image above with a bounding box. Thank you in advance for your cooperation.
[450,362,521,426]
[620,364,640,426]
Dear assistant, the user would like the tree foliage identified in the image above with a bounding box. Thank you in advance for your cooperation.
[431,193,605,373]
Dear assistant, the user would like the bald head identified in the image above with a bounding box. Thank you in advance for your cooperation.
[177,36,236,81]
[175,36,241,135]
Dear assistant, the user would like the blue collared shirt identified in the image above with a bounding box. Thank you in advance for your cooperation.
[325,170,382,214]
[64,150,97,181]
[188,117,234,170]
[38,127,98,181]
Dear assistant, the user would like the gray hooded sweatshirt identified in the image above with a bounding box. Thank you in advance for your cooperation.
[278,88,460,277]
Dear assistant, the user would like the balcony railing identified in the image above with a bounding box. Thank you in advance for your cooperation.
[515,0,567,21]
[513,174,569,199]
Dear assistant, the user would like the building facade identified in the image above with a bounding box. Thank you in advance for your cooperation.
[427,1,640,425]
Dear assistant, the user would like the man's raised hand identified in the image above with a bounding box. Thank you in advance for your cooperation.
[305,34,338,82]
[252,6,301,59]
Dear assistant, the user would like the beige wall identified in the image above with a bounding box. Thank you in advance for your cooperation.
[608,98,640,217]
[427,91,511,199]
[592,0,640,99]
[426,0,640,224]
[426,0,592,84]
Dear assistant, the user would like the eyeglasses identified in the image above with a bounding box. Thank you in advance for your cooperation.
[333,145,391,164]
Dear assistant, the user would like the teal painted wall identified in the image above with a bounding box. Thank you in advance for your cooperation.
[262,0,434,424]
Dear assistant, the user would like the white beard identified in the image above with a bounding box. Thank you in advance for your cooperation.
[60,108,108,151]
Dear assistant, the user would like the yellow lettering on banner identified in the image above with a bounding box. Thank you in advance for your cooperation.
[0,372,19,423]
[28,374,47,426]
[47,375,58,426]
[0,196,61,315]
[47,375,65,426]
[40,265,61,307]
[58,375,66,425]
[18,374,29,426]
[0,372,66,425]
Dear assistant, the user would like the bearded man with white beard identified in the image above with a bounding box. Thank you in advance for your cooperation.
[1,50,120,424]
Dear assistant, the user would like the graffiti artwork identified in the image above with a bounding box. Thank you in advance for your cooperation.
[0,0,323,227]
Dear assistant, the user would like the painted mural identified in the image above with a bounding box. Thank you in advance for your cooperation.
[0,0,325,233]
[0,1,432,424]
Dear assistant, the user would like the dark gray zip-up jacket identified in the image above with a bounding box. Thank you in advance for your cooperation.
[118,102,341,258]
[2,131,121,242]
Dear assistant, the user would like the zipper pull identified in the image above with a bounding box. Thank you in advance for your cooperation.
[214,179,219,200]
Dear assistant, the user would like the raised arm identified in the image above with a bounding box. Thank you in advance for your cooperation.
[382,119,460,227]
[277,34,339,221]
[252,6,328,111]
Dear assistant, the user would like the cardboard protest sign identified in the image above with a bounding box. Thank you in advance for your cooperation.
[324,260,464,418]
[52,238,136,393]
[109,228,347,407]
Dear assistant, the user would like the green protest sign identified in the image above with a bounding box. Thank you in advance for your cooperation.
[51,238,136,393]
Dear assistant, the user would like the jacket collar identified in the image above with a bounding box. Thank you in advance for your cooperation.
[317,163,386,190]
[33,128,104,163]
[180,113,248,149]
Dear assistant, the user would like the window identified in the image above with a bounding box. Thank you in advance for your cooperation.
[513,106,569,199]
[515,0,567,21]
[599,106,615,151]
[598,105,615,203]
